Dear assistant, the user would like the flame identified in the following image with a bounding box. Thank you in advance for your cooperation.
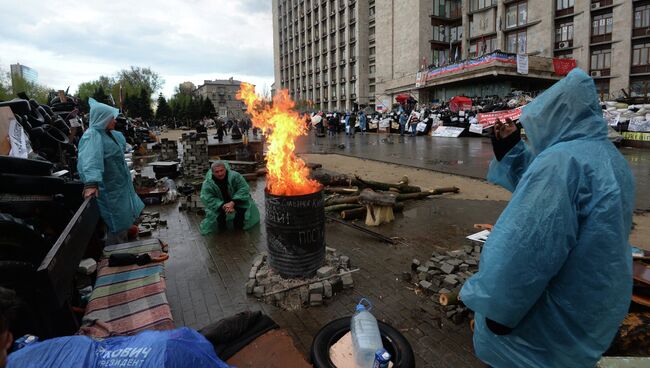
[237,83,321,196]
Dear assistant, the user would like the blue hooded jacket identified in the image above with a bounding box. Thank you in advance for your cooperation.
[77,98,144,233]
[460,69,635,368]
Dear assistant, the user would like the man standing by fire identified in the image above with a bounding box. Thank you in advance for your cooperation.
[200,161,260,234]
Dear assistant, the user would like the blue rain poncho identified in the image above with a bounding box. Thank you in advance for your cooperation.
[77,98,144,233]
[460,69,635,368]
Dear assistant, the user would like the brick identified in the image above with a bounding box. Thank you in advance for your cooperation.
[440,263,456,274]
[411,258,421,271]
[416,266,428,273]
[443,275,459,288]
[310,293,323,306]
[474,246,482,254]
[419,280,432,290]
[248,266,258,279]
[465,259,478,266]
[341,273,354,288]
[447,250,466,258]
[309,282,324,295]
[253,286,264,298]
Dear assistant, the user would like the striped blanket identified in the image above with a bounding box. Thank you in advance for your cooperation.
[79,239,175,338]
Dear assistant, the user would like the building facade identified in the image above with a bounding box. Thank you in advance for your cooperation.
[10,63,38,85]
[272,0,371,112]
[195,78,249,120]
[273,0,648,112]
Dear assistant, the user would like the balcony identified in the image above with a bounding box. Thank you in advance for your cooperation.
[350,17,356,24]
[631,65,650,74]
[349,37,356,44]
[331,62,337,68]
[351,75,357,81]
[340,59,346,65]
[340,77,346,82]
[633,27,650,38]
[339,41,346,47]
[591,33,612,45]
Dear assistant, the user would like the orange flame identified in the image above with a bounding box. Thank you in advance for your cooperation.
[237,83,321,196]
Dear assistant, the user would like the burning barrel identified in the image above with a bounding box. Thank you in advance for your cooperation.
[265,188,325,278]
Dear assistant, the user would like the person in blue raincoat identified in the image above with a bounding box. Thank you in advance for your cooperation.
[77,98,144,245]
[459,69,635,368]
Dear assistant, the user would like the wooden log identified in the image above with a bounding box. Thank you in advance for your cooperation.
[324,204,363,213]
[241,173,258,181]
[255,167,267,176]
[324,187,358,195]
[439,291,460,306]
[311,172,357,187]
[355,176,421,193]
[325,196,360,206]
[358,188,397,206]
[396,187,460,201]
[340,203,404,220]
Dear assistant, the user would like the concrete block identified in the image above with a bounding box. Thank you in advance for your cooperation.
[458,264,469,272]
[340,255,350,268]
[341,273,354,288]
[249,266,258,279]
[447,250,466,257]
[446,259,462,266]
[317,266,335,278]
[253,286,264,298]
[419,280,432,290]
[245,279,256,294]
[465,259,478,266]
[416,266,428,273]
[474,246,482,254]
[443,275,459,288]
[418,272,429,281]
[323,280,333,298]
[424,261,436,270]
[463,245,474,254]
[309,282,324,295]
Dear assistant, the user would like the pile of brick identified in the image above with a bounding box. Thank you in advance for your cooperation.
[246,248,354,311]
[159,138,179,161]
[406,242,483,324]
[181,133,209,180]
[178,193,205,213]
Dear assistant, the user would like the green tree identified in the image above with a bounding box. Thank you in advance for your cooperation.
[155,93,171,121]
[139,87,153,120]
[8,74,52,104]
[201,96,216,118]
[0,65,12,101]
[91,85,111,104]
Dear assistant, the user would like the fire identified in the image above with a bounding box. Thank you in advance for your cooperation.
[237,83,321,196]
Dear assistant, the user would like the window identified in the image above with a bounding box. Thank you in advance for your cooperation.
[635,5,650,29]
[369,85,375,93]
[369,65,376,74]
[506,30,527,54]
[469,36,497,57]
[433,49,450,66]
[633,42,650,66]
[433,0,461,18]
[592,14,613,36]
[590,48,611,71]
[593,80,610,98]
[555,21,573,43]
[631,77,650,97]
[470,0,496,12]
[369,6,375,17]
[556,0,574,10]
[369,47,375,56]
[341,84,346,96]
[506,2,527,29]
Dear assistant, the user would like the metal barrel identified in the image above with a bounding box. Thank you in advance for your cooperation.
[265,188,325,278]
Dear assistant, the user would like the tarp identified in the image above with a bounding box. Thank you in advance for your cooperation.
[450,96,472,113]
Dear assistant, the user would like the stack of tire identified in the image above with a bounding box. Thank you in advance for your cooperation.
[0,97,73,166]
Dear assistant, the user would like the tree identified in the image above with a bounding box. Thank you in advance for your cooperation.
[201,96,216,118]
[155,93,171,121]
[8,74,52,104]
[139,87,153,120]
[91,85,111,104]
[116,67,163,97]
[0,65,12,101]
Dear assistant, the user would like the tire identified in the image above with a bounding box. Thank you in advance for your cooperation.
[0,173,65,194]
[0,213,49,266]
[310,317,415,368]
[0,156,53,176]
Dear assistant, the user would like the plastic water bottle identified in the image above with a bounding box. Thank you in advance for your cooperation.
[351,298,384,368]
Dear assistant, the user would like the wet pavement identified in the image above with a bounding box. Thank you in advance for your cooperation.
[296,133,650,209]
[152,178,507,367]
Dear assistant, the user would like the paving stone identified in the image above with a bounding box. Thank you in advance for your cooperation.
[317,266,335,278]
[446,259,462,266]
[340,256,350,268]
[341,273,354,288]
[411,259,421,271]
[465,259,478,266]
[474,246,482,254]
[309,282,324,295]
[446,250,466,258]
[418,272,429,282]
[440,263,456,274]
[245,279,255,294]
[438,288,451,295]
[443,275,459,288]
[310,293,323,306]
[323,280,333,298]
[463,245,474,254]
[458,264,469,272]
[419,280,433,290]
[424,261,436,270]
[416,266,428,273]
[249,266,258,279]
[253,286,264,298]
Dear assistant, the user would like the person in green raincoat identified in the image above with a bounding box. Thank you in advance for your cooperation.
[200,161,260,235]
[77,98,144,244]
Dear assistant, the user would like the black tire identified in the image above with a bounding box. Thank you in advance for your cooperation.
[310,317,415,368]
[0,173,65,194]
[0,156,53,176]
[0,99,31,116]
[0,213,49,266]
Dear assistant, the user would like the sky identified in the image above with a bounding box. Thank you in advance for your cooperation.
[0,0,275,98]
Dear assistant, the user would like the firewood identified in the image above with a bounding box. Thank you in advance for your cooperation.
[325,196,360,206]
[324,204,363,213]
[324,187,359,195]
[396,187,459,201]
[355,176,421,193]
[340,203,404,220]
[439,291,460,306]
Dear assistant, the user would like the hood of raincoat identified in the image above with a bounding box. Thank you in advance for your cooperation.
[88,97,120,130]
[520,68,607,154]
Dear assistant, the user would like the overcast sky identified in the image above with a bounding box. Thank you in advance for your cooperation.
[0,0,274,98]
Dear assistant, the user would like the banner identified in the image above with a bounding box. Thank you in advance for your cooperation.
[553,58,577,76]
[517,54,529,75]
[424,52,516,82]
[431,126,465,138]
[415,72,426,88]
[477,106,524,128]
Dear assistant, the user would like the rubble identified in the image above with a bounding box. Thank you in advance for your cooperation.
[406,239,484,324]
[246,248,355,311]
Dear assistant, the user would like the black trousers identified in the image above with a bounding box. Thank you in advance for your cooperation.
[217,206,246,229]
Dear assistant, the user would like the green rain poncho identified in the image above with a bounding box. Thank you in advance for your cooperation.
[199,164,260,235]
[77,98,144,233]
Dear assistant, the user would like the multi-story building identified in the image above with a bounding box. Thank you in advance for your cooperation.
[10,63,38,85]
[195,78,250,120]
[274,0,646,111]
[272,0,370,112]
